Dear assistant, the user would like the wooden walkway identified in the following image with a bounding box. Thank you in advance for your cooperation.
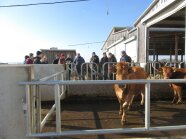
[41,97,186,139]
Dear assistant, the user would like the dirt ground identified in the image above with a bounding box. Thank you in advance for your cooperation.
[40,97,186,139]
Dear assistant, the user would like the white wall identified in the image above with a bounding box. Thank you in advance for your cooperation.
[107,38,137,62]
[32,64,65,101]
[0,65,28,139]
[125,40,137,62]
[115,41,125,62]
[0,64,65,139]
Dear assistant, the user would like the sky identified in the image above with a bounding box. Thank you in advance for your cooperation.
[0,0,153,63]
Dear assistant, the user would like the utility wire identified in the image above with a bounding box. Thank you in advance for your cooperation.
[68,41,105,46]
[0,0,90,8]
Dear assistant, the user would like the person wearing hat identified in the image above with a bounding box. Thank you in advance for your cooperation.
[34,51,43,64]
[120,50,132,63]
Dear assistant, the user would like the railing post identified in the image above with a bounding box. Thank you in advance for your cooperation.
[55,84,61,132]
[61,72,65,97]
[32,85,37,134]
[36,85,41,133]
[145,83,151,130]
[26,85,32,136]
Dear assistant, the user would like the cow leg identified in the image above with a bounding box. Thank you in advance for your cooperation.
[140,91,145,106]
[121,108,126,126]
[119,102,123,116]
[177,89,183,104]
[123,92,133,110]
[172,90,178,104]
[128,95,134,110]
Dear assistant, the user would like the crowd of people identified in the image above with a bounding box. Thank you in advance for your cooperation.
[24,50,132,79]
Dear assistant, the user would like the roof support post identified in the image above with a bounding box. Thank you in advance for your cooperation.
[175,34,179,62]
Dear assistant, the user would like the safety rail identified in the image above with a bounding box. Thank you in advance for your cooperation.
[165,62,185,68]
[23,71,67,135]
[66,62,186,80]
[19,79,186,138]
[81,62,99,80]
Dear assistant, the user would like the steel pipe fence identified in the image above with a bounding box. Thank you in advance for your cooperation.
[66,62,186,80]
[80,62,99,80]
[24,71,67,135]
[19,79,186,138]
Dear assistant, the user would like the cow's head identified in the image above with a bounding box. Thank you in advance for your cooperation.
[116,62,130,75]
[159,66,174,79]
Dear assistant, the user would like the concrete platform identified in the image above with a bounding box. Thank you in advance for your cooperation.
[41,97,186,139]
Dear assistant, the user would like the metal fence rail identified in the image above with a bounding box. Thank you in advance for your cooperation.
[66,62,186,80]
[24,71,67,135]
[19,79,186,138]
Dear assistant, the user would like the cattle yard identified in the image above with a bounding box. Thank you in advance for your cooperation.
[41,97,186,139]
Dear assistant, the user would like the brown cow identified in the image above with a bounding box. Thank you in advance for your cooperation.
[160,66,186,104]
[114,62,148,125]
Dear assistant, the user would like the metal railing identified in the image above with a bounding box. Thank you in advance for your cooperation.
[66,62,186,80]
[19,79,186,138]
[22,71,67,136]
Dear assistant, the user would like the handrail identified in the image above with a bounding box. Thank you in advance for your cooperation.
[19,79,186,85]
[19,79,186,138]
[39,71,65,81]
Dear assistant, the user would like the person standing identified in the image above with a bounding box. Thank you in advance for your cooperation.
[90,52,99,79]
[26,53,34,64]
[90,52,99,65]
[65,54,73,79]
[58,53,66,64]
[99,52,108,79]
[53,54,59,64]
[73,53,85,79]
[41,55,48,64]
[120,50,132,63]
[108,52,117,80]
[24,55,29,64]
[34,51,43,64]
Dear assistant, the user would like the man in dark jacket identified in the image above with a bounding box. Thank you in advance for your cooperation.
[120,50,132,63]
[53,54,59,64]
[100,52,108,79]
[73,53,85,79]
[90,52,99,78]
[34,51,43,64]
[108,52,117,80]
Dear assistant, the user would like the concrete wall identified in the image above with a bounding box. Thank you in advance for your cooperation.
[31,64,65,101]
[0,65,29,139]
[68,83,173,99]
[0,64,64,139]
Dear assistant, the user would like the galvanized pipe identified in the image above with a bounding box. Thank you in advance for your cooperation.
[26,85,32,136]
[19,79,186,85]
[28,125,186,137]
[145,83,150,129]
[55,84,61,132]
